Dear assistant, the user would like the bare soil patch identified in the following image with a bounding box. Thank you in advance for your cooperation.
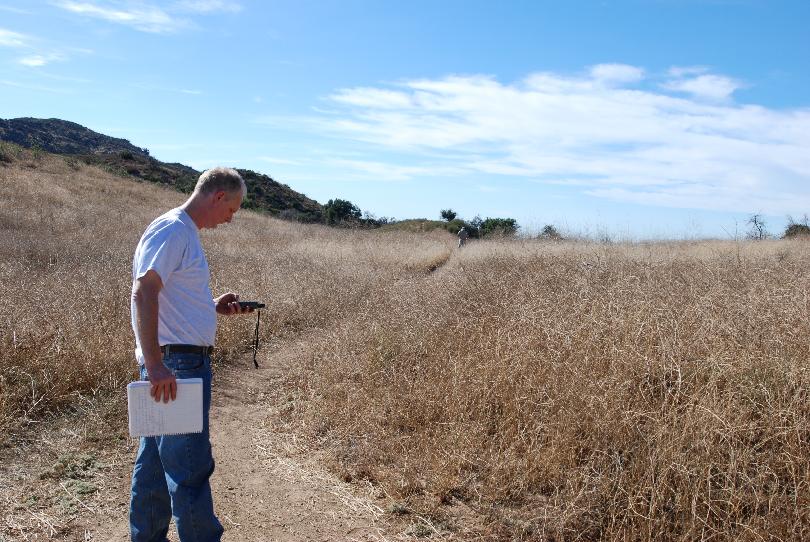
[1,333,426,542]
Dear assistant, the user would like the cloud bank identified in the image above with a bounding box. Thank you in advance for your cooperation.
[317,64,810,215]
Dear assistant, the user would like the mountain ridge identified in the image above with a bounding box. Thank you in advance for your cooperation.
[0,117,324,222]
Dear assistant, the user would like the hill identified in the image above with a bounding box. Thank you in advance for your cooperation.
[0,117,148,156]
[0,117,324,222]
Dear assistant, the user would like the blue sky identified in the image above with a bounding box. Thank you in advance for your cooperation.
[1,1,809,239]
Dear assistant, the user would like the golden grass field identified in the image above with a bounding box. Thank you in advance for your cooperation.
[1,146,808,540]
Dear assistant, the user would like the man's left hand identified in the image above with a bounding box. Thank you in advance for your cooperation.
[215,292,253,315]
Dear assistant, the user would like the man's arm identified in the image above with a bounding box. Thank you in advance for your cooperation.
[132,270,177,402]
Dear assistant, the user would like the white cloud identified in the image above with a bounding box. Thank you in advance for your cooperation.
[173,0,242,13]
[53,0,242,33]
[590,63,644,85]
[668,65,709,78]
[18,52,66,67]
[662,74,743,101]
[331,88,413,109]
[0,79,69,93]
[258,156,302,166]
[54,1,188,33]
[0,28,28,47]
[326,158,465,182]
[0,5,34,14]
[304,66,810,215]
[18,55,47,66]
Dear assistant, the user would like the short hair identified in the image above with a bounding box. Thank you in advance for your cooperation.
[195,167,246,196]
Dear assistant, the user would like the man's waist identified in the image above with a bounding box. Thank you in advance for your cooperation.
[160,344,214,356]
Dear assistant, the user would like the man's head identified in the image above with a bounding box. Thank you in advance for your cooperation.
[187,167,247,229]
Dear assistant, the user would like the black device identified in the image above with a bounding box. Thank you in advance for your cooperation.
[239,301,265,309]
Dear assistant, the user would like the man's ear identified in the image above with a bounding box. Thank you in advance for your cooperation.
[213,190,227,203]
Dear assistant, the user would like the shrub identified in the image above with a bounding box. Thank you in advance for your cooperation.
[784,223,810,238]
[324,198,362,225]
[0,142,13,163]
[539,224,563,240]
[444,218,479,238]
[440,208,457,222]
[480,217,518,237]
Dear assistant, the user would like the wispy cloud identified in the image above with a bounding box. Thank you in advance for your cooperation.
[53,0,242,33]
[258,156,303,166]
[0,28,29,47]
[173,0,242,13]
[661,73,743,101]
[302,64,810,215]
[0,5,34,15]
[132,82,202,95]
[18,52,66,67]
[54,1,185,33]
[0,79,70,93]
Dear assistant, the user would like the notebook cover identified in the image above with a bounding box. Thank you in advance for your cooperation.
[127,378,203,437]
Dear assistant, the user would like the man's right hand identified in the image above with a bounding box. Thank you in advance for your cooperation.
[146,362,177,402]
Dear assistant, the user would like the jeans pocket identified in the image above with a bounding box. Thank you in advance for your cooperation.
[167,354,206,373]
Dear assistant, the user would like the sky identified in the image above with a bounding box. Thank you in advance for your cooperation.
[1,0,809,239]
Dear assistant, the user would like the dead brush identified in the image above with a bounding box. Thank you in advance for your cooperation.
[3,154,809,540]
[297,239,810,541]
[0,154,457,436]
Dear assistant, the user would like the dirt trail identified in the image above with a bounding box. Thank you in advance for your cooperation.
[83,334,405,542]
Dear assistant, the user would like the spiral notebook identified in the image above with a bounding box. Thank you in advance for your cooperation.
[127,378,203,437]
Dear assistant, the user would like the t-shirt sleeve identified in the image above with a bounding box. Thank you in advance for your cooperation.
[134,223,186,284]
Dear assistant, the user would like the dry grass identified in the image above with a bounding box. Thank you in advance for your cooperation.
[297,240,810,540]
[0,149,452,436]
[1,150,808,540]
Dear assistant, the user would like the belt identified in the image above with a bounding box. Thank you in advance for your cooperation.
[160,344,214,356]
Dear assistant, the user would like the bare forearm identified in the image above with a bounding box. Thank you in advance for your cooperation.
[132,285,162,370]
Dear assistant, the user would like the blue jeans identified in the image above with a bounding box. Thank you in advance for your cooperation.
[129,353,223,542]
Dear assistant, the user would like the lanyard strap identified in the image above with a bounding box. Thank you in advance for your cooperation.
[252,309,261,369]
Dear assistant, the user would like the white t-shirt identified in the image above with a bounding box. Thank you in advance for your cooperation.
[131,207,216,365]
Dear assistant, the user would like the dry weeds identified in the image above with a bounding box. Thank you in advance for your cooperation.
[297,240,810,540]
[1,150,808,540]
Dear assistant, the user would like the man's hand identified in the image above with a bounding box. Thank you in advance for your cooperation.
[146,362,177,403]
[215,292,255,315]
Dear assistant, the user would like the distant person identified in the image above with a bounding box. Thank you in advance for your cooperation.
[457,226,469,248]
[129,167,255,542]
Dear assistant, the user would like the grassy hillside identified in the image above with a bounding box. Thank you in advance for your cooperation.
[0,118,325,222]
[0,117,148,156]
[1,147,808,540]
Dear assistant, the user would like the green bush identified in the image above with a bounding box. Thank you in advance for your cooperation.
[0,142,13,163]
[480,217,518,237]
[444,218,479,238]
[539,224,563,240]
[324,198,362,225]
[784,223,810,238]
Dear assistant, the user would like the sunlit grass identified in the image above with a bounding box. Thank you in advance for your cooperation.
[1,149,808,540]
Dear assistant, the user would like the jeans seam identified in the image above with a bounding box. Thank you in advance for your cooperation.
[186,432,198,538]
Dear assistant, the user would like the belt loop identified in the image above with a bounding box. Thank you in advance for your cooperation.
[164,344,171,357]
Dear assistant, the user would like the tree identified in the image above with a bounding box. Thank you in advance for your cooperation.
[539,224,563,240]
[324,198,362,225]
[784,214,810,238]
[440,208,457,222]
[470,215,483,235]
[480,217,518,237]
[746,213,769,240]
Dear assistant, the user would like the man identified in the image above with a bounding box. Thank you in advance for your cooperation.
[129,167,253,542]
[457,226,469,248]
